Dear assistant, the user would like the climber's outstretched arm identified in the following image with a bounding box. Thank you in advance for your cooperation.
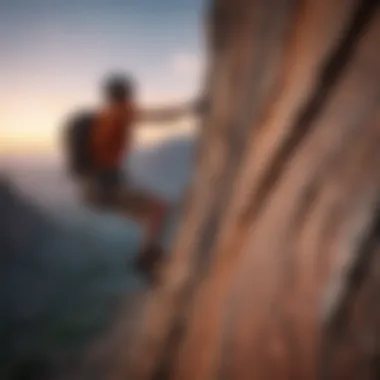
[136,97,207,125]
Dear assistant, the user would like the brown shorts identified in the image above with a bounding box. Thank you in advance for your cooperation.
[91,168,123,207]
[85,168,162,220]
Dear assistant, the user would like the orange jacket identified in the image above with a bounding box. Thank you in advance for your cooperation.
[91,102,136,170]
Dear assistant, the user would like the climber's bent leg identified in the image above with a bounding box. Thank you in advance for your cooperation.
[118,189,169,280]
[80,172,169,280]
[138,197,168,277]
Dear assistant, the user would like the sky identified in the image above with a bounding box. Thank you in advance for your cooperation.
[0,0,205,154]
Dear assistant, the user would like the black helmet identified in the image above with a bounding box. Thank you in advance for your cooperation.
[103,73,134,102]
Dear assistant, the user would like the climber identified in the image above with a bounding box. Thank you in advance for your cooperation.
[75,73,203,278]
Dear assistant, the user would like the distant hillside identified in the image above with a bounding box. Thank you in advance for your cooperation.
[0,177,145,378]
[128,134,196,201]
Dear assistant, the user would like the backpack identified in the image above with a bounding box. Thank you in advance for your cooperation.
[62,111,97,178]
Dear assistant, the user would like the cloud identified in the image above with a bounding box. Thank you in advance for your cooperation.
[171,52,204,78]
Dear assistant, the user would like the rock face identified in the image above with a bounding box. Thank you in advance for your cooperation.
[124,1,380,380]
[0,177,146,379]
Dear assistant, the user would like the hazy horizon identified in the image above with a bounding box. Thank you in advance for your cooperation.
[0,132,196,211]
